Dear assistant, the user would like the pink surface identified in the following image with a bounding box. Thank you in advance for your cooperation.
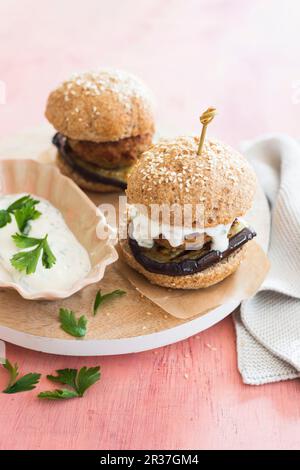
[0,0,300,450]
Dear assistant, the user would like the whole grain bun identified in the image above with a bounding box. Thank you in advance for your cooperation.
[56,152,123,193]
[45,69,155,143]
[126,136,257,227]
[120,238,247,289]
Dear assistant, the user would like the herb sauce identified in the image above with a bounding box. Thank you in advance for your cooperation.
[0,194,91,293]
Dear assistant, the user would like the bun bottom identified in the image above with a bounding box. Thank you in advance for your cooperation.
[56,152,123,193]
[119,238,247,289]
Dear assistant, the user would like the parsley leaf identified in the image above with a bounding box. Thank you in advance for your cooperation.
[2,359,19,387]
[93,289,126,315]
[2,359,41,394]
[59,308,87,338]
[76,366,101,397]
[14,199,41,234]
[12,233,42,248]
[38,366,101,400]
[38,389,78,400]
[11,242,43,274]
[46,369,77,389]
[10,234,56,274]
[42,236,56,269]
[4,373,41,394]
[7,195,32,212]
[0,195,41,232]
[0,210,12,228]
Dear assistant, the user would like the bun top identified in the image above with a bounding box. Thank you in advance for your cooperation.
[45,69,155,142]
[126,136,257,227]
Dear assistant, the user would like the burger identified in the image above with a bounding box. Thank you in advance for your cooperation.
[120,136,257,289]
[45,69,155,192]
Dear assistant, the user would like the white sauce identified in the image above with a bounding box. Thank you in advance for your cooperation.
[128,205,233,252]
[0,194,91,294]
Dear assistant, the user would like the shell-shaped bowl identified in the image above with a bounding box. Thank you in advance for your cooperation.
[0,159,118,300]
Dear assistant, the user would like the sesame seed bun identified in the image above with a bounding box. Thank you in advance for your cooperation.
[126,136,257,227]
[120,238,247,289]
[45,69,155,143]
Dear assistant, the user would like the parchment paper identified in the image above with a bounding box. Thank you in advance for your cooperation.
[118,241,269,319]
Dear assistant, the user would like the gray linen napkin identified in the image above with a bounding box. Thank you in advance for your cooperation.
[234,134,300,384]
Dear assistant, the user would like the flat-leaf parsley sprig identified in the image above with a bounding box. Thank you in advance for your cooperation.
[14,199,41,234]
[2,359,41,394]
[59,308,87,338]
[11,233,56,274]
[38,366,101,400]
[93,289,126,315]
[0,195,41,234]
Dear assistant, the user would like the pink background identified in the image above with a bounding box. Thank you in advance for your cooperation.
[0,0,300,450]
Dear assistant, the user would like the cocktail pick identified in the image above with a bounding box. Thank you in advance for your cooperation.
[197,107,217,156]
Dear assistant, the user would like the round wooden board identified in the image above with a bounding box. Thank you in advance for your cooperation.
[0,127,270,356]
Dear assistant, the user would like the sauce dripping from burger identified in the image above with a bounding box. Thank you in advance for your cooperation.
[127,205,235,253]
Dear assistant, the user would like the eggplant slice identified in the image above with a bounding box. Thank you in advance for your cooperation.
[53,133,128,190]
[128,227,256,276]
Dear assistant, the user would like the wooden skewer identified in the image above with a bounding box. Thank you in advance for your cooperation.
[197,107,217,156]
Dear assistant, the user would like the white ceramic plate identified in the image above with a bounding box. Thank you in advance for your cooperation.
[0,300,239,355]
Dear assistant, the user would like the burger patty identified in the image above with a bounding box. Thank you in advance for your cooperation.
[67,133,152,169]
[53,133,128,189]
[155,233,211,251]
[128,226,256,276]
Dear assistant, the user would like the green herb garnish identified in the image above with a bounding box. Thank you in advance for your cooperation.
[14,199,41,234]
[0,210,12,228]
[2,359,41,394]
[46,368,78,388]
[38,366,100,400]
[93,289,126,315]
[11,233,56,274]
[38,389,79,400]
[0,195,41,233]
[7,195,34,212]
[59,308,87,338]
